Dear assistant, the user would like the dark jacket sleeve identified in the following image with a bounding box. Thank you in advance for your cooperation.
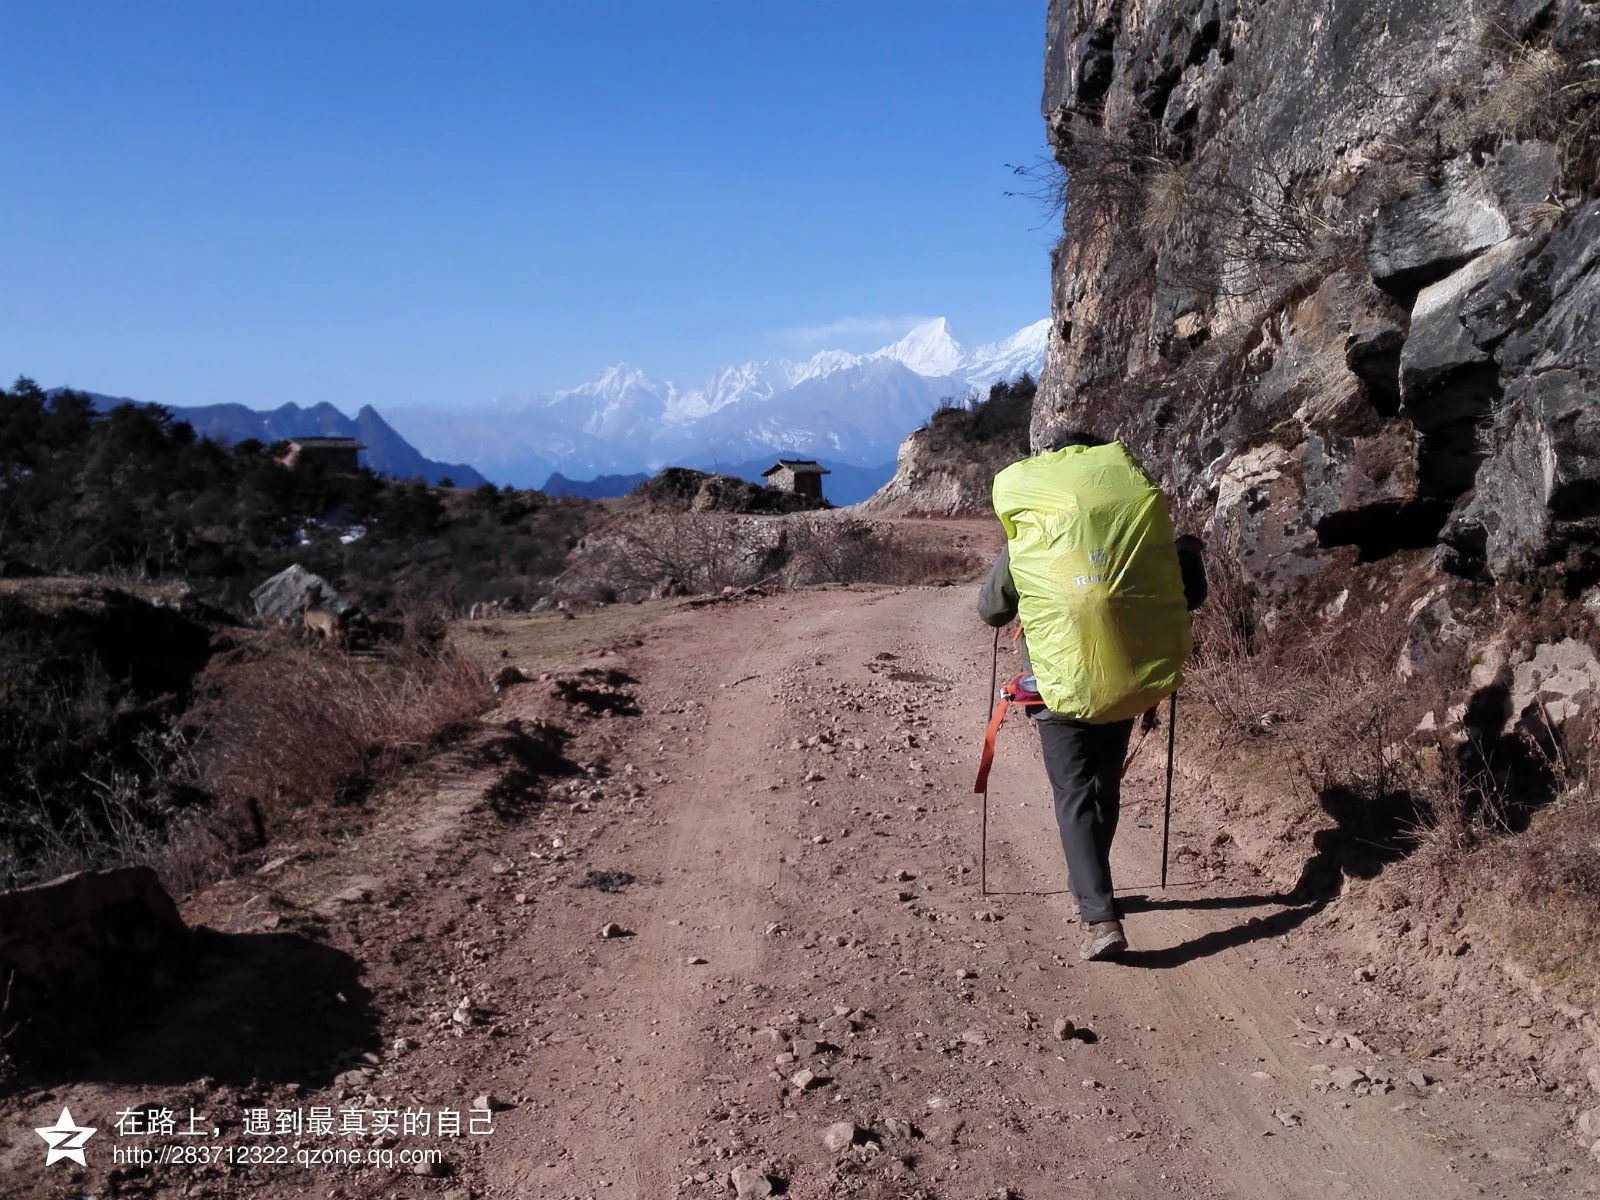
[977,545,1019,627]
[1175,534,1208,611]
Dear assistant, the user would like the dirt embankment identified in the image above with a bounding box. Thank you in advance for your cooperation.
[3,582,1595,1199]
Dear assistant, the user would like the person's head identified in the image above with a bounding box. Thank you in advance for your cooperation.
[1039,427,1108,453]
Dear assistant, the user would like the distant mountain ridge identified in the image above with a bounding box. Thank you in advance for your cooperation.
[47,315,1044,497]
[66,391,485,487]
[386,316,1048,488]
[543,471,651,499]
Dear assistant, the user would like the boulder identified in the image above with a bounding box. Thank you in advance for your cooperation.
[1398,238,1530,499]
[860,425,1014,517]
[1400,238,1529,399]
[1344,312,1407,414]
[250,563,350,624]
[729,1166,776,1199]
[1491,201,1600,376]
[1396,588,1471,680]
[1510,639,1600,730]
[0,867,189,1070]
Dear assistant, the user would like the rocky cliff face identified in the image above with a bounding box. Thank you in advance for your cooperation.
[1038,0,1598,602]
[1036,0,1600,1092]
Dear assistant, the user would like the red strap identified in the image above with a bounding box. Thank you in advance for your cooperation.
[973,697,1010,794]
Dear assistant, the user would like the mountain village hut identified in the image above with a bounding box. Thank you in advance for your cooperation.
[278,436,364,473]
[761,459,830,502]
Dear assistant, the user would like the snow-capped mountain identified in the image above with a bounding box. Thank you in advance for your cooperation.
[871,316,967,377]
[385,316,1047,488]
[962,319,1053,389]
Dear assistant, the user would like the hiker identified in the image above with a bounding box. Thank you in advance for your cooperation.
[978,430,1206,961]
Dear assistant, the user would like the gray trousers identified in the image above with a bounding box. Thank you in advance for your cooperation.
[1036,716,1136,925]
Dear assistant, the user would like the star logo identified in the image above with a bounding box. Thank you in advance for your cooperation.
[34,1107,96,1167]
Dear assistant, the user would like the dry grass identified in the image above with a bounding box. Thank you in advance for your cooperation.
[0,584,493,891]
[1187,562,1431,803]
[1138,163,1192,241]
[1467,47,1570,141]
[453,602,678,672]
[1411,786,1600,1005]
[1455,41,1600,196]
[1485,796,1600,985]
[167,631,490,886]
[1187,555,1599,1003]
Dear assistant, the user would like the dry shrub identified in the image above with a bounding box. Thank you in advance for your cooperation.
[783,520,984,587]
[567,511,987,600]
[564,510,782,601]
[181,630,489,861]
[4,736,200,888]
[1185,557,1450,865]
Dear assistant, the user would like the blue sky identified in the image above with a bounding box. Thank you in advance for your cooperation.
[2,1,1052,410]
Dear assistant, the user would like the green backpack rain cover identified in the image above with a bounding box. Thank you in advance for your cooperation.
[993,442,1192,723]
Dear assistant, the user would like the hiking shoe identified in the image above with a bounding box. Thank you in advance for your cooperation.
[1080,920,1127,961]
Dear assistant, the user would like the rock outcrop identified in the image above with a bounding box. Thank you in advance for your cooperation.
[861,379,1035,516]
[1037,0,1597,592]
[858,428,996,516]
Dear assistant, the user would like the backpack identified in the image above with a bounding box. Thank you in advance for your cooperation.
[992,442,1191,723]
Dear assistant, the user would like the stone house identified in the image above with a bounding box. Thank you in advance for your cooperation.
[277,436,364,473]
[760,459,830,502]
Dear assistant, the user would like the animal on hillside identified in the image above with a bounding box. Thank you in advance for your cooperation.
[302,586,343,646]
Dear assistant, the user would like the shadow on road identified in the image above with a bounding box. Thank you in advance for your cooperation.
[1112,895,1330,969]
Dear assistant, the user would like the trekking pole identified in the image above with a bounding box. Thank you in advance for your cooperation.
[1160,691,1177,890]
[980,625,1000,896]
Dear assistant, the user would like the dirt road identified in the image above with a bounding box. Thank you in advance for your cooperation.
[462,585,1582,1199]
[3,583,1589,1199]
